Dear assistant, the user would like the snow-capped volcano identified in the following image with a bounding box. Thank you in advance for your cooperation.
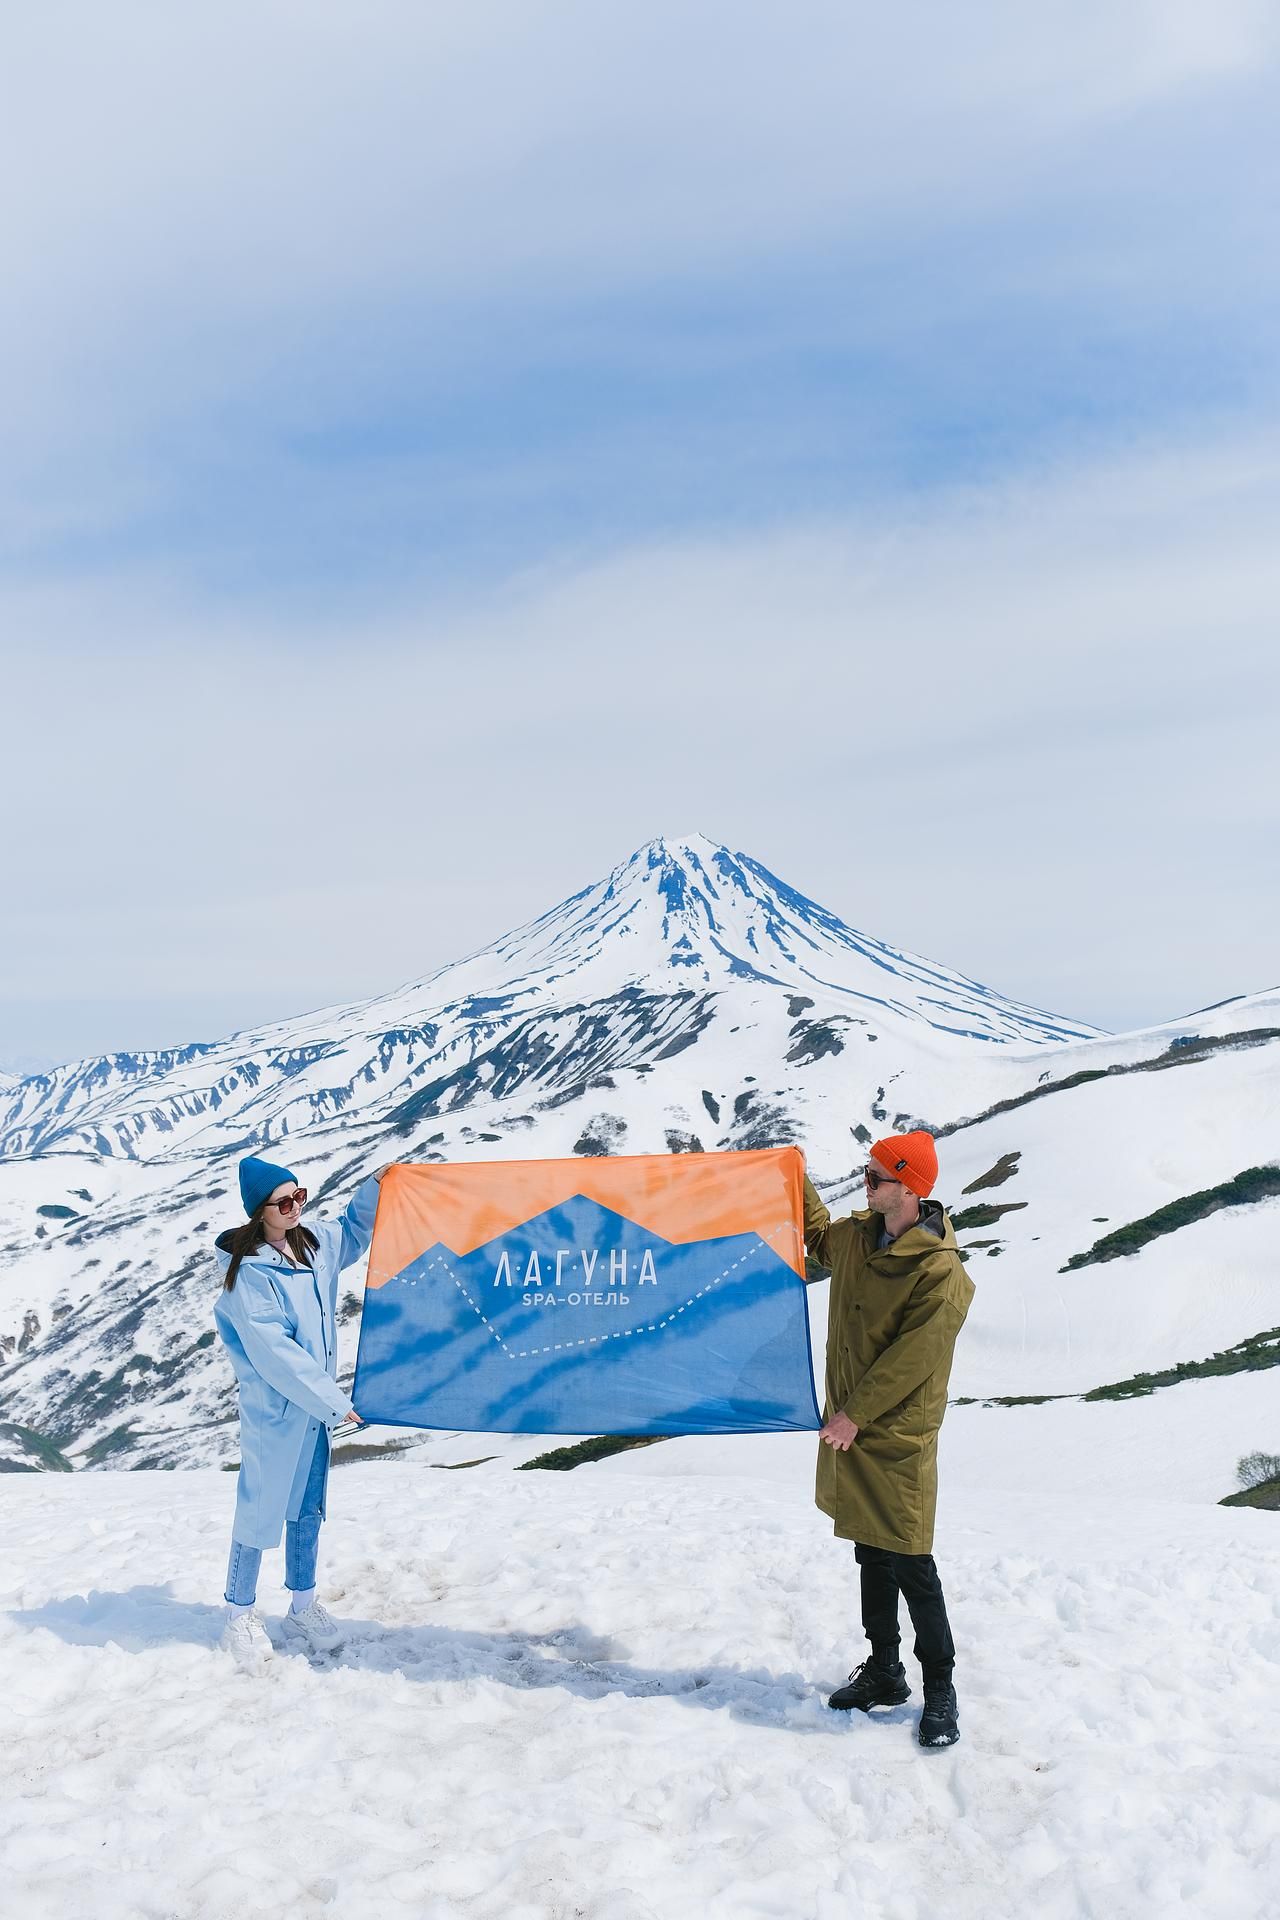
[366,834,1098,1043]
[0,835,1096,1166]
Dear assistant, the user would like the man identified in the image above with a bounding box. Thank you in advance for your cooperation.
[803,1128,974,1748]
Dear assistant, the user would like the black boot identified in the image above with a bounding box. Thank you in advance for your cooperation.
[828,1653,911,1713]
[917,1677,960,1748]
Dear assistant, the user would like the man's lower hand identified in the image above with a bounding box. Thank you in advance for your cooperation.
[819,1412,859,1450]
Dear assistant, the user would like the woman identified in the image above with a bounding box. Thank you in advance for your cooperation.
[213,1153,389,1667]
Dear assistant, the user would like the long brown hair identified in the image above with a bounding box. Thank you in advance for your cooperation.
[223,1203,319,1291]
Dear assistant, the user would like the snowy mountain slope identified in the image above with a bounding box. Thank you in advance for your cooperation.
[909,996,1280,1390]
[0,836,1275,1490]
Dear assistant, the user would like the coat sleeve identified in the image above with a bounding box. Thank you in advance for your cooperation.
[333,1176,382,1272]
[842,1273,964,1428]
[803,1174,835,1276]
[221,1269,354,1425]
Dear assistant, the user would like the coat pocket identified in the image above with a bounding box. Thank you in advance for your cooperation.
[258,1380,289,1423]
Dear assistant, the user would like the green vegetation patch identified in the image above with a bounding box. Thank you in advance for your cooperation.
[954,1328,1280,1412]
[516,1434,670,1472]
[1062,1166,1280,1271]
[1083,1325,1280,1401]
[949,1393,1069,1408]
[330,1436,440,1466]
[961,1152,1021,1195]
[81,1425,141,1466]
[0,1422,74,1472]
[1219,1476,1280,1511]
[950,1201,1027,1232]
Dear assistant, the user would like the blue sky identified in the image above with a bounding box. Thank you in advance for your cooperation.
[2,3,1279,1070]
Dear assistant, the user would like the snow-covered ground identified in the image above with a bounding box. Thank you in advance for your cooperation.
[4,1441,1277,1919]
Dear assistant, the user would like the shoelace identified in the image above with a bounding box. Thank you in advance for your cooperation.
[292,1601,337,1632]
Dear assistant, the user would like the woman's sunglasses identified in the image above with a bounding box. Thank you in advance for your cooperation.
[266,1189,307,1214]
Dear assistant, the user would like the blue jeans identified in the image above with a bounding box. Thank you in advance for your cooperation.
[224,1426,329,1605]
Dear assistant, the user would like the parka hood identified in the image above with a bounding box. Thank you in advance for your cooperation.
[892,1198,954,1254]
[853,1198,957,1259]
[214,1225,315,1276]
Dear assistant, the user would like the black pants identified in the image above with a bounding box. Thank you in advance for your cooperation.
[855,1542,956,1683]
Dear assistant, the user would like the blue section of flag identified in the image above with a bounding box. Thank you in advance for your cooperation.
[353,1195,821,1435]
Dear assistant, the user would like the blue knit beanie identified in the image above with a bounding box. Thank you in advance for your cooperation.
[239,1155,299,1217]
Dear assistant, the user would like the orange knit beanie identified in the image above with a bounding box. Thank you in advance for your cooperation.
[869,1130,939,1198]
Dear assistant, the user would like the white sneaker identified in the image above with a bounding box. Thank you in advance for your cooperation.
[280,1599,344,1654]
[220,1607,274,1670]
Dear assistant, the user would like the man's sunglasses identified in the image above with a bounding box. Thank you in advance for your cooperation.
[862,1164,899,1191]
[266,1189,307,1214]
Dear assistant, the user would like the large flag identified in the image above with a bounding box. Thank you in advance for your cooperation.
[352,1148,821,1435]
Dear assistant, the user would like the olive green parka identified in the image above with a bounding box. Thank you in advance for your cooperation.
[804,1173,974,1555]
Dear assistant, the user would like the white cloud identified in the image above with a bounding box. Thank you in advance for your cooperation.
[1,1,1275,588]
[2,425,1277,1044]
[2,4,1274,373]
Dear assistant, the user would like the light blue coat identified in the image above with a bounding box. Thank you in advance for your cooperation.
[213,1177,380,1549]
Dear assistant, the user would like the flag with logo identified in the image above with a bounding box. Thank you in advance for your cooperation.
[352,1148,821,1435]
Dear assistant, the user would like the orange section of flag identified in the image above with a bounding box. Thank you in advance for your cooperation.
[366,1147,805,1288]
